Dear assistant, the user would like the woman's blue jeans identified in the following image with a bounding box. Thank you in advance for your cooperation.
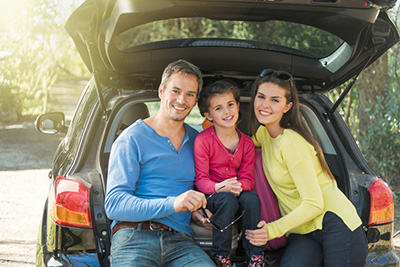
[280,211,368,267]
[110,226,216,267]
[207,190,264,261]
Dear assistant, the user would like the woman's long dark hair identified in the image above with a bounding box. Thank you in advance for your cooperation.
[249,73,334,179]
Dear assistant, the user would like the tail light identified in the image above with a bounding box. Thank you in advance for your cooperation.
[52,176,92,228]
[368,178,394,225]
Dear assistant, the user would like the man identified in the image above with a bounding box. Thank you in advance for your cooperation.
[105,59,216,266]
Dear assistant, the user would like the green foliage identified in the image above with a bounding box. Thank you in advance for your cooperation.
[0,0,87,121]
[327,7,400,186]
[356,9,400,185]
[358,85,400,185]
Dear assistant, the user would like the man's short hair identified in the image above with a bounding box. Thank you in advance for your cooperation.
[161,59,203,95]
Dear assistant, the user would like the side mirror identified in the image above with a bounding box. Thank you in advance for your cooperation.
[35,112,67,135]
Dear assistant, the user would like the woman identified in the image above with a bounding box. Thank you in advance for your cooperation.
[244,69,368,267]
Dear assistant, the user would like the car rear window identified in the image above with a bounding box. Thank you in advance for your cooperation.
[114,18,344,59]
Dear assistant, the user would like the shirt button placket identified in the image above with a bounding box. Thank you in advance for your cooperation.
[167,139,177,154]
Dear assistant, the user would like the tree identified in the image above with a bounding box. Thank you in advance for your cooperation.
[0,0,86,120]
[348,7,400,185]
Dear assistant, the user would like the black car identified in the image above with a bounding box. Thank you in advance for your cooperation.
[35,0,400,266]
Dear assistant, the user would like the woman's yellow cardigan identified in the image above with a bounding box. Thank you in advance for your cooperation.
[253,127,362,241]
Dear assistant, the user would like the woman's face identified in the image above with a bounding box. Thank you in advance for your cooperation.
[253,82,292,131]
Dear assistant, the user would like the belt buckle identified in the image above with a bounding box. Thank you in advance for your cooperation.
[149,221,164,231]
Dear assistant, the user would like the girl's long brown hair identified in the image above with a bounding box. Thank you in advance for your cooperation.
[249,73,334,179]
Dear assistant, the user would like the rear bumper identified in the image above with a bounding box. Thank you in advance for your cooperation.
[367,250,399,266]
[366,223,400,267]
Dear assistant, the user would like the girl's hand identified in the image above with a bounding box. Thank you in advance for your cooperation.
[230,179,242,196]
[215,178,236,193]
[215,177,242,196]
[245,220,269,246]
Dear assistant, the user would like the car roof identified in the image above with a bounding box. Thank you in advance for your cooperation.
[65,0,399,93]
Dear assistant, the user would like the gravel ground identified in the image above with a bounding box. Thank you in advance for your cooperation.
[0,78,82,266]
[0,121,399,266]
[0,169,50,266]
[0,122,63,266]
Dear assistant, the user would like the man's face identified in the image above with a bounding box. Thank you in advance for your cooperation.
[159,72,199,122]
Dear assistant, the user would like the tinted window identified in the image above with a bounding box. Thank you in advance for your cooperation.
[115,18,343,58]
[65,80,98,162]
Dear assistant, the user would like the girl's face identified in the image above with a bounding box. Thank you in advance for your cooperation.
[204,92,239,130]
[254,82,292,131]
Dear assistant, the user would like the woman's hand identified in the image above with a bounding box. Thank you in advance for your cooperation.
[245,220,269,246]
[191,209,213,230]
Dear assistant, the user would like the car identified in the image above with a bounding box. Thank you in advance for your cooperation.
[35,0,400,266]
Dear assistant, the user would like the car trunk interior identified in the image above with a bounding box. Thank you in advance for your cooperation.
[98,81,352,225]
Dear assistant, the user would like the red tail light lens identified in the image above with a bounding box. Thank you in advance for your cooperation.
[52,176,92,228]
[368,178,394,225]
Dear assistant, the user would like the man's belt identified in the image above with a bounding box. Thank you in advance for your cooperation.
[112,221,175,235]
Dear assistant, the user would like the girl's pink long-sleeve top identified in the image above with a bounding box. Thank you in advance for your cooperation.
[194,126,255,194]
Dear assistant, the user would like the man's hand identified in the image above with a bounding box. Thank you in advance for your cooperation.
[174,190,207,212]
[191,209,213,230]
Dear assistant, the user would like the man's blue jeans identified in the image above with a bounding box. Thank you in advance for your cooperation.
[280,211,368,267]
[110,226,216,267]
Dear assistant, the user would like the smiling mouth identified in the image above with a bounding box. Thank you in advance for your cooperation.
[259,110,271,116]
[173,105,187,111]
[223,115,234,121]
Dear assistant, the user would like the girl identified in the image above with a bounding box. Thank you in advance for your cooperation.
[194,79,265,267]
[245,69,368,266]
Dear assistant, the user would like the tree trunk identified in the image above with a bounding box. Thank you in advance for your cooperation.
[357,53,389,135]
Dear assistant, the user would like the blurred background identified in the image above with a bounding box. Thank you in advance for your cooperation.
[0,0,88,122]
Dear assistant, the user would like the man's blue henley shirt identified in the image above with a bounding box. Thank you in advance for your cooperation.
[105,119,199,236]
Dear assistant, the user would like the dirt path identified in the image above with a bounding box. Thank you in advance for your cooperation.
[0,122,63,266]
[0,169,50,266]
[0,123,64,171]
[0,78,83,265]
